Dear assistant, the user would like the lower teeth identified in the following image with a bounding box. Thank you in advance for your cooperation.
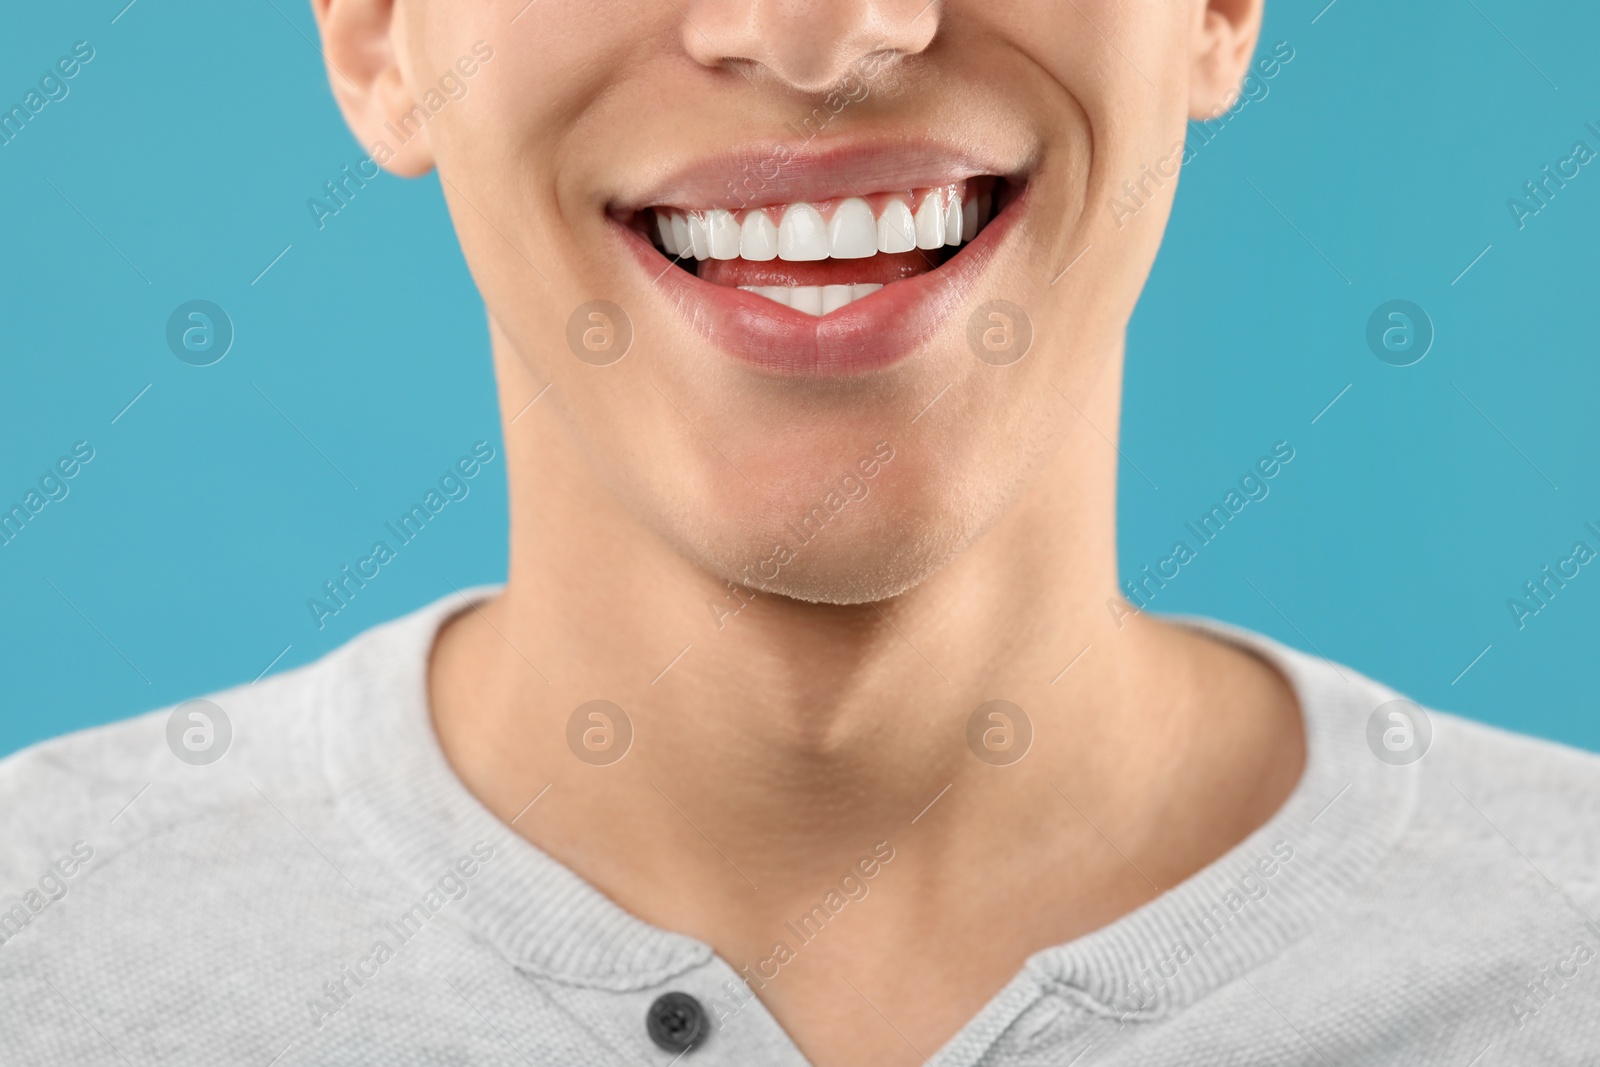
[737,283,883,316]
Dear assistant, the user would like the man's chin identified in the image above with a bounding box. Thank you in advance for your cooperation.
[697,528,963,608]
[738,561,931,608]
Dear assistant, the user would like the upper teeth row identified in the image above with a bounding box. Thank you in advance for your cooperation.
[654,189,993,262]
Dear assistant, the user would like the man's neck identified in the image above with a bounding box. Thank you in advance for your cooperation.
[427,346,1305,1061]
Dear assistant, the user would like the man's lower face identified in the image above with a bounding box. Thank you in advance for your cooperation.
[419,0,1179,602]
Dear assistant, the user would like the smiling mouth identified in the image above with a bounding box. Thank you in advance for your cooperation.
[610,141,1029,375]
[635,177,1006,316]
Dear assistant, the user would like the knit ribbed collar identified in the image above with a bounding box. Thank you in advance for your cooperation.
[319,587,711,991]
[1019,615,1419,1017]
[318,591,1418,1027]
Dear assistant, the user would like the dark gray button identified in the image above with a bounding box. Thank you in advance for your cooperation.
[646,991,707,1054]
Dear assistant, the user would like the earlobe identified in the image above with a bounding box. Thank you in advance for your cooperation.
[1188,0,1266,120]
[311,0,435,177]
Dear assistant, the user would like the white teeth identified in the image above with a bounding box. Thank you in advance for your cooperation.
[777,203,829,261]
[828,198,878,259]
[656,214,679,256]
[914,192,946,250]
[687,213,709,260]
[651,185,998,265]
[821,284,855,314]
[738,283,883,315]
[788,285,824,315]
[707,209,741,259]
[741,285,790,307]
[670,214,691,259]
[739,211,778,261]
[877,200,917,254]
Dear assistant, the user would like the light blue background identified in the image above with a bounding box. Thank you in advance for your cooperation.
[2,1,1596,757]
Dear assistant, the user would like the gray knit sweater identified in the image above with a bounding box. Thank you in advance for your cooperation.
[3,591,1598,1065]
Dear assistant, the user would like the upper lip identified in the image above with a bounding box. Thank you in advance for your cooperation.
[613,134,1033,213]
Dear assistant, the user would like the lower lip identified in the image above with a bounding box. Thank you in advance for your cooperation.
[617,194,1022,377]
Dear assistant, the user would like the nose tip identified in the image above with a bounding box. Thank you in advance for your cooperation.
[680,0,939,96]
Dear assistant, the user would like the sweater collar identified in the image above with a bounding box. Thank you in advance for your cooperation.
[319,587,711,991]
[1018,615,1419,1020]
[319,592,1417,1013]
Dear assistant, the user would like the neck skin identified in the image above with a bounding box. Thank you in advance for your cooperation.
[430,322,1305,1065]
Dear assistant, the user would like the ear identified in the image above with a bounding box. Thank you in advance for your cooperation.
[310,0,434,177]
[1189,0,1266,119]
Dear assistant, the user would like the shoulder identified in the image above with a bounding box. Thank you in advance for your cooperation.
[0,649,332,893]
[1435,708,1600,797]
[0,592,462,911]
[1198,613,1600,911]
[1206,613,1600,875]
[0,594,451,886]
[1414,709,1600,886]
